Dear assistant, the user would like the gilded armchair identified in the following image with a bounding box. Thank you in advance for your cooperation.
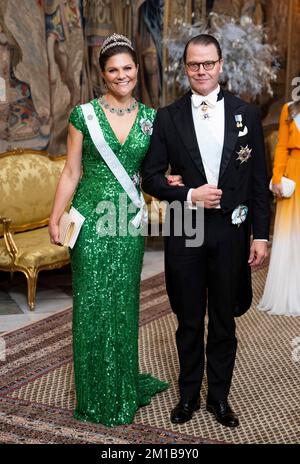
[0,149,70,310]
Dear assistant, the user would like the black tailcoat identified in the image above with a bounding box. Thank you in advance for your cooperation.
[141,89,270,401]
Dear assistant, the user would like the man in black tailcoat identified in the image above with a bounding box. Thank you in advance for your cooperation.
[141,34,269,427]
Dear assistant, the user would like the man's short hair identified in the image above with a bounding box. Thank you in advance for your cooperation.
[183,34,222,63]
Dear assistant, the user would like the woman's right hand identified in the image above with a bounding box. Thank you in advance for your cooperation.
[166,174,184,186]
[48,219,61,245]
[272,183,283,198]
[47,123,83,247]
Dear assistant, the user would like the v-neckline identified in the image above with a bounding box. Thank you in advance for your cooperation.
[94,98,141,148]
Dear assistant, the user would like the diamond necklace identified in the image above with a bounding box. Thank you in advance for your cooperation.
[98,95,138,116]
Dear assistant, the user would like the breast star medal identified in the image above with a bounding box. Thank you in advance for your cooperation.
[231,205,248,227]
[236,145,252,163]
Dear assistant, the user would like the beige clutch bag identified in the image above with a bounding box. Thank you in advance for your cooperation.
[59,206,85,248]
[269,176,296,198]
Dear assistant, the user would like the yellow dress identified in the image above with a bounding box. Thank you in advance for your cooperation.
[258,103,300,315]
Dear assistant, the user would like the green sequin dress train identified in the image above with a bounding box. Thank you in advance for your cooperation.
[68,100,168,427]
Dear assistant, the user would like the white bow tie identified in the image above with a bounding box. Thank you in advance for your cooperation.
[191,93,217,109]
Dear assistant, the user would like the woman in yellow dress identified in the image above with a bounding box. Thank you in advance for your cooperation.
[258,101,300,316]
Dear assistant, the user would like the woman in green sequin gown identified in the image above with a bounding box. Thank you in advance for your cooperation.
[49,36,170,427]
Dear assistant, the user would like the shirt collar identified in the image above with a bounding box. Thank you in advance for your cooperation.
[191,85,223,108]
[191,85,221,104]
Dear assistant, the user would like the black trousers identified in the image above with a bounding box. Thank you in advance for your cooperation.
[165,209,248,401]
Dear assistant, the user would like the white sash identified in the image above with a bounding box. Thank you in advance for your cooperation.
[81,102,148,229]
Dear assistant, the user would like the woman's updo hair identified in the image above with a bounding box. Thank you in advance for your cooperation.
[99,33,137,71]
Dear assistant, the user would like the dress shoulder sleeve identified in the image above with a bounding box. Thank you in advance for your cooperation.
[141,104,156,122]
[68,105,86,134]
[148,107,157,122]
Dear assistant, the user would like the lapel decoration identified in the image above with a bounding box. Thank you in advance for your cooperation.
[236,145,252,164]
[218,97,239,181]
[171,93,207,180]
[235,114,243,128]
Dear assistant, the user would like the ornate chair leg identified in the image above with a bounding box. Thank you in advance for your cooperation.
[26,269,38,311]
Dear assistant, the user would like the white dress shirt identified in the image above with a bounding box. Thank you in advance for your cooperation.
[187,85,223,209]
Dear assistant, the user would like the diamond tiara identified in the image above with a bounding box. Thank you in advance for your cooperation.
[100,33,134,55]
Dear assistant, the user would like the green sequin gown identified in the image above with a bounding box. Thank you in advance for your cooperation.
[68,99,168,427]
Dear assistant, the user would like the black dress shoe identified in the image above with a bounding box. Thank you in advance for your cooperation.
[170,398,200,424]
[206,399,239,428]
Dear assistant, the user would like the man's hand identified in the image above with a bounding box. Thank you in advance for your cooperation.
[248,241,268,267]
[191,184,222,208]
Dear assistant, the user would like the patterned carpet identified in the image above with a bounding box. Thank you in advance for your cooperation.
[0,267,299,444]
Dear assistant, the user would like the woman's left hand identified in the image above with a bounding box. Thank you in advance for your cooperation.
[272,182,283,199]
[167,174,184,186]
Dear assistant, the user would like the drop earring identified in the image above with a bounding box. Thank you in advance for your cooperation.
[101,80,107,94]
